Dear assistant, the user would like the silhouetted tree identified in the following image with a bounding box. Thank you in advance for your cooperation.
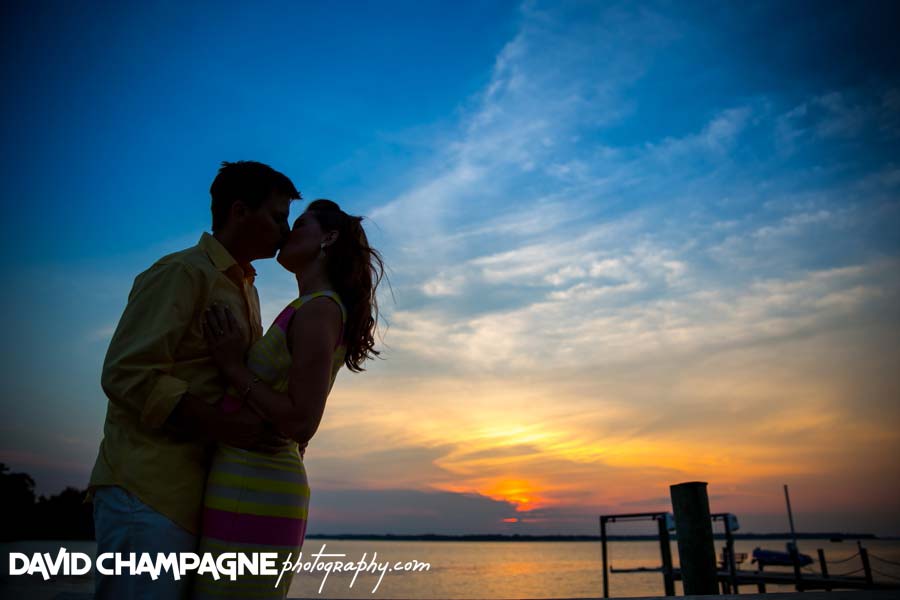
[33,487,94,540]
[0,463,37,541]
[0,464,94,541]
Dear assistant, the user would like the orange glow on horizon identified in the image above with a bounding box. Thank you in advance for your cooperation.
[483,479,548,511]
[331,374,900,527]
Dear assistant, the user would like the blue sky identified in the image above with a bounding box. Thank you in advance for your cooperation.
[2,1,899,535]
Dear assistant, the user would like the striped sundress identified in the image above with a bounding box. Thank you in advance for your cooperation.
[193,291,347,599]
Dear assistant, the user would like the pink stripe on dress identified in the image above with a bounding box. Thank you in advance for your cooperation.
[272,306,296,333]
[201,507,307,547]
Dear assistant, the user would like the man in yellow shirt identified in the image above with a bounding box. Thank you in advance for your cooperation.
[88,161,300,599]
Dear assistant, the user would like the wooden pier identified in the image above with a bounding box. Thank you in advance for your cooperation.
[673,566,900,593]
[50,587,900,600]
[519,593,900,600]
[601,511,899,596]
[599,482,900,597]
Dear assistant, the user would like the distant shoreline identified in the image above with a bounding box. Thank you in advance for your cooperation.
[4,532,897,545]
[306,532,891,541]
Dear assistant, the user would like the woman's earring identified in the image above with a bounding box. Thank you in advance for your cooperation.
[318,242,326,259]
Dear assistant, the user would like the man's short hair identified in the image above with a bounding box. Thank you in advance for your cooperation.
[210,161,301,232]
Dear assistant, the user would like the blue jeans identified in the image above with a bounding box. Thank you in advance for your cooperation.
[92,485,197,599]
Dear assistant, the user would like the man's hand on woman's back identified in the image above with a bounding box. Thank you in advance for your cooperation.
[167,393,290,454]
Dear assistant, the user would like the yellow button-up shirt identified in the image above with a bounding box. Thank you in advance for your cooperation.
[89,232,263,534]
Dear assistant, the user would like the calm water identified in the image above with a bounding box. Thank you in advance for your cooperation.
[3,538,900,599]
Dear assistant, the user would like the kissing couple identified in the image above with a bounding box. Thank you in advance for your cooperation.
[87,160,385,599]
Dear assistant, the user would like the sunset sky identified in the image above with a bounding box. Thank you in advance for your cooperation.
[2,1,899,536]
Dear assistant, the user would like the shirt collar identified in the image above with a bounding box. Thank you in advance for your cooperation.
[199,232,256,280]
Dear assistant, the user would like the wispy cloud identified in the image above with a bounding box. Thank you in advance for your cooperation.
[7,0,900,534]
[311,1,900,532]
[776,87,900,154]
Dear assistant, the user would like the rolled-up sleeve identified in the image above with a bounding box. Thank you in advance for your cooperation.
[101,261,199,429]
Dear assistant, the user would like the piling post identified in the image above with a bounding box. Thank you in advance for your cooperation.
[600,516,609,598]
[788,541,805,591]
[657,514,675,596]
[724,514,739,594]
[859,542,873,585]
[817,548,831,592]
[670,482,718,595]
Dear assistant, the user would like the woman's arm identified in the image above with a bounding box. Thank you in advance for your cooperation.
[204,300,342,445]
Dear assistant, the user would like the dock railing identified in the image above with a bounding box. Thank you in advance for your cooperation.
[599,481,900,596]
[599,511,675,598]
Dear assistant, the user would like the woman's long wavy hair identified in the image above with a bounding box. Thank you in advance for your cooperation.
[305,199,384,372]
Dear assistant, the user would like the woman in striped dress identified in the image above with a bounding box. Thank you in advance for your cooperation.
[194,199,384,599]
